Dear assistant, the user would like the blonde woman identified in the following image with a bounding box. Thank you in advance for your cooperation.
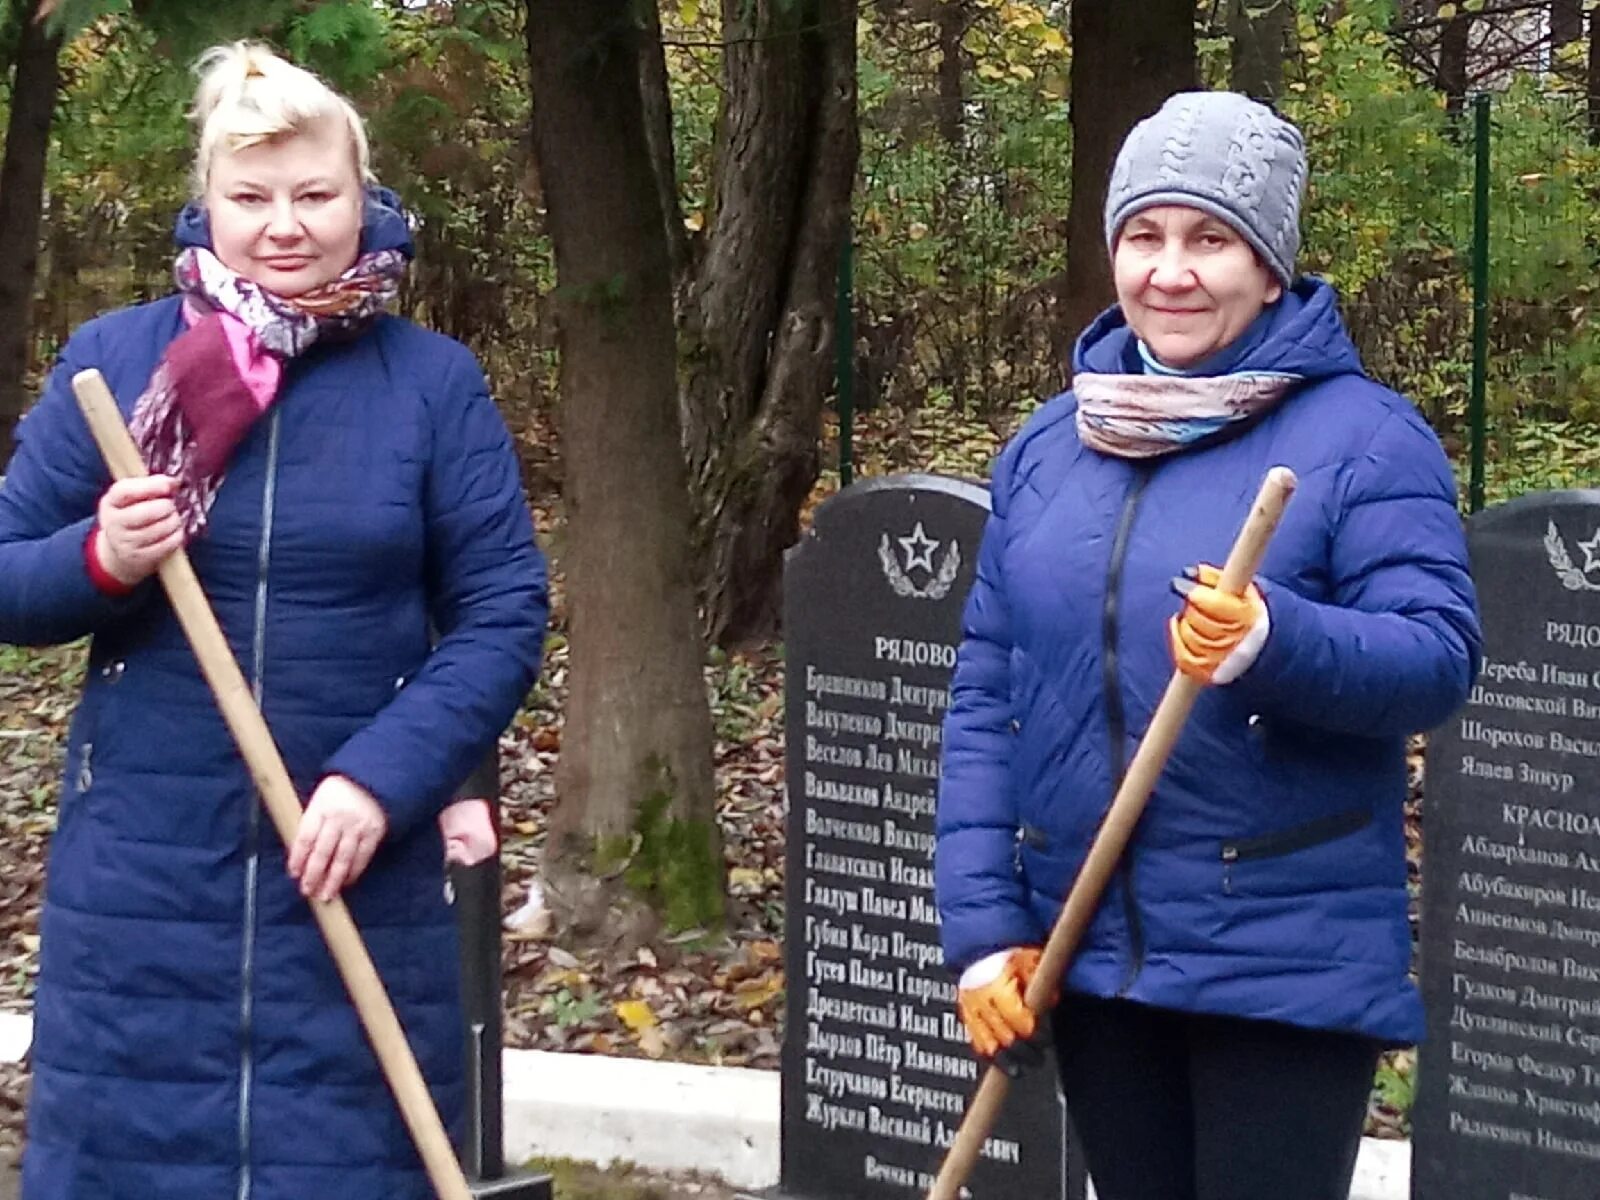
[0,43,546,1199]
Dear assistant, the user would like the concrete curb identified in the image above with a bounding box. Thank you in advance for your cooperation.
[502,1045,779,1189]
[0,1010,1409,1196]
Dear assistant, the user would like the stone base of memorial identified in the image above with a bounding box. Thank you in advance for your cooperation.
[465,1177,554,1199]
[1414,489,1600,1199]
[775,475,1082,1200]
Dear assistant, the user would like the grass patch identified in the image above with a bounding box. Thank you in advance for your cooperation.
[522,1157,729,1200]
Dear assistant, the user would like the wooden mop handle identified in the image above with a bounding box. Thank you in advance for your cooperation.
[72,369,473,1200]
[927,465,1298,1200]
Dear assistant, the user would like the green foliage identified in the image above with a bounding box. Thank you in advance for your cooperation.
[1372,1049,1416,1137]
[7,1,552,400]
[541,985,605,1029]
[361,1,551,393]
[12,0,1598,485]
[0,645,47,677]
[1271,1,1600,499]
[1274,1,1474,432]
[1477,418,1600,506]
[39,0,388,68]
[523,1157,683,1200]
[705,647,762,741]
[848,1,1073,416]
[280,1,388,85]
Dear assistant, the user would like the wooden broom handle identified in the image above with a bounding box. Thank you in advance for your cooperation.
[72,369,472,1200]
[927,465,1298,1200]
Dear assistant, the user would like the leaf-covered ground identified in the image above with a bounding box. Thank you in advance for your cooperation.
[497,633,790,1070]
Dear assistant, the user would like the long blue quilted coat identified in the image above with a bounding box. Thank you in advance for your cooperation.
[934,280,1481,1045]
[0,204,548,1199]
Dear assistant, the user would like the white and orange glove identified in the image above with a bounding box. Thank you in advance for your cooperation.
[1169,563,1270,686]
[957,947,1051,1073]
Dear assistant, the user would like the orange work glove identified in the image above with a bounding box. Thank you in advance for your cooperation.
[1169,563,1270,686]
[956,946,1044,1059]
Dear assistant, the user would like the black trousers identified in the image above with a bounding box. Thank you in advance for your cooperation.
[1051,994,1382,1200]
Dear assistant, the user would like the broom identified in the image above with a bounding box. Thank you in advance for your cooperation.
[926,464,1298,1200]
[72,368,474,1200]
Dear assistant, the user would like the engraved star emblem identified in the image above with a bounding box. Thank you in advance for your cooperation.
[898,522,939,574]
[1580,528,1600,575]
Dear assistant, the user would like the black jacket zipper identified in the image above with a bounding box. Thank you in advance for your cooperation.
[1221,807,1373,895]
[1103,469,1151,995]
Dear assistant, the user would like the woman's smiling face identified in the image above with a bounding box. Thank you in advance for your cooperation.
[1112,205,1282,369]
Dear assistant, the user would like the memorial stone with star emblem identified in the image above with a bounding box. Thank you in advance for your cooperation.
[773,474,1079,1200]
[1413,489,1600,1198]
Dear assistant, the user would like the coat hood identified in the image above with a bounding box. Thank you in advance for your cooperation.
[1072,277,1364,382]
[172,183,416,259]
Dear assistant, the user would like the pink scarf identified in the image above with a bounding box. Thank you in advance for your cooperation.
[131,245,406,537]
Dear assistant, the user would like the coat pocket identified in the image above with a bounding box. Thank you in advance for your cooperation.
[1220,806,1372,896]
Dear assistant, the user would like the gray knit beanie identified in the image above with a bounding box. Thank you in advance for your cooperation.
[1103,91,1307,287]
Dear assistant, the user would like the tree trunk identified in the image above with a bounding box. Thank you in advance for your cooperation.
[1551,0,1583,51]
[1438,9,1471,119]
[1061,0,1197,355]
[679,0,859,649]
[1228,0,1291,100]
[1590,9,1600,145]
[0,0,63,468]
[637,0,693,284]
[936,0,969,408]
[526,0,723,932]
[936,0,967,146]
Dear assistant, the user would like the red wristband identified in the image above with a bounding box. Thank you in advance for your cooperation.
[84,526,136,597]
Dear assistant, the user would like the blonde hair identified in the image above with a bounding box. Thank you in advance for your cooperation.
[190,42,371,194]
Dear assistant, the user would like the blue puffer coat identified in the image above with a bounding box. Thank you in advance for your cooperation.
[0,203,548,1199]
[935,280,1480,1045]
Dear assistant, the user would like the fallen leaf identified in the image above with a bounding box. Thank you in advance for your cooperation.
[733,974,783,1010]
[638,1025,667,1058]
[615,999,657,1032]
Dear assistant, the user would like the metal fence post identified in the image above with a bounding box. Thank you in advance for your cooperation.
[1469,92,1490,513]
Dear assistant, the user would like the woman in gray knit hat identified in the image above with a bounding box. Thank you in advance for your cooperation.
[937,92,1480,1199]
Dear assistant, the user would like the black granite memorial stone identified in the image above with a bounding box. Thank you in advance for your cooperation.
[451,753,552,1199]
[1414,490,1600,1198]
[779,474,1074,1200]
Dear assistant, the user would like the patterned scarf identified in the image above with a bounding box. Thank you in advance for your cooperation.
[131,245,407,536]
[1073,370,1298,460]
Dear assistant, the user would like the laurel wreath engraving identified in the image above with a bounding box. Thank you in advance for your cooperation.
[1544,519,1600,592]
[878,533,961,601]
